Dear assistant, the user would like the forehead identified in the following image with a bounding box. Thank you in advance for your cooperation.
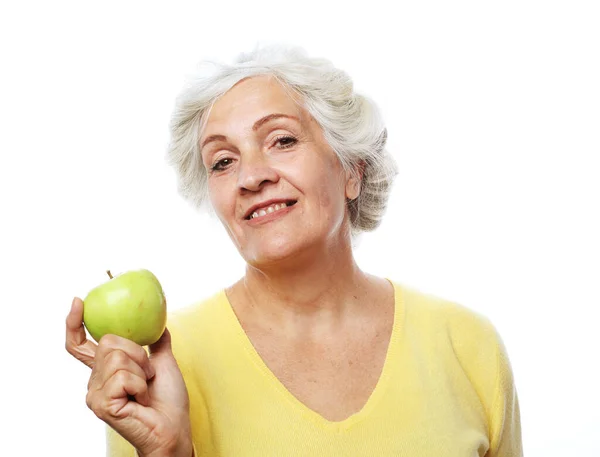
[204,75,304,131]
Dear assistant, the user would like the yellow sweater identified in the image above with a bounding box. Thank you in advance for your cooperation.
[107,280,523,456]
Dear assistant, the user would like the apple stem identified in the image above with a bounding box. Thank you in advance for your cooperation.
[106,270,113,279]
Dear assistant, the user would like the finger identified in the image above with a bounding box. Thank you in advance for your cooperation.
[65,297,97,368]
[104,370,151,412]
[87,370,151,422]
[96,334,155,381]
[94,349,148,390]
[148,327,172,357]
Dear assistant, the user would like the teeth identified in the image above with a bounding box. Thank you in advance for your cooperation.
[250,202,289,220]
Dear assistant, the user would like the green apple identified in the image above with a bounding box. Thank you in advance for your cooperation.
[83,269,167,346]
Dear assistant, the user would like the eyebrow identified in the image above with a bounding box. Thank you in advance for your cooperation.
[200,113,300,151]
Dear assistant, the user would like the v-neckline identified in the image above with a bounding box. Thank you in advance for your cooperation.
[219,278,404,432]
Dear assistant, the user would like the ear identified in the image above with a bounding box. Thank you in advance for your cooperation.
[345,160,365,201]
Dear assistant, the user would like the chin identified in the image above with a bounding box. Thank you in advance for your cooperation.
[244,235,313,268]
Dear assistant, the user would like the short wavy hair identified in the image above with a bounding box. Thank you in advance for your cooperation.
[166,43,398,236]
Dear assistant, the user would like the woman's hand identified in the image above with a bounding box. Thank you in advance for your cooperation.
[65,297,193,457]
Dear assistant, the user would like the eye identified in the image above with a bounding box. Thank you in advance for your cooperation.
[273,135,298,149]
[210,158,233,171]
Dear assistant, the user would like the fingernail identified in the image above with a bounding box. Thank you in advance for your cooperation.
[147,364,156,380]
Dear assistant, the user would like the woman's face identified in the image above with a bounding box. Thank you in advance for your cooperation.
[200,75,360,267]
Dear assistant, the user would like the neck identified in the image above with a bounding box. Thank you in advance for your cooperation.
[229,233,377,338]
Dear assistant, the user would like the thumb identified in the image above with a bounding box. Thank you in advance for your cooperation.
[148,327,172,356]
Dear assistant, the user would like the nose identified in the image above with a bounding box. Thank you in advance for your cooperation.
[237,150,280,192]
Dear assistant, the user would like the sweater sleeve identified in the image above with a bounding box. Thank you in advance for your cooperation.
[486,327,523,457]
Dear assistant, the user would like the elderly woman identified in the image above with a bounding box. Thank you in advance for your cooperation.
[65,45,523,456]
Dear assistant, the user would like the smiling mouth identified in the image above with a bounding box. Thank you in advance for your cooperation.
[245,200,297,220]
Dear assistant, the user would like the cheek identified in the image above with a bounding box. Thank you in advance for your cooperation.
[294,157,346,216]
[316,181,335,209]
[318,166,347,209]
[309,179,347,230]
[208,182,235,219]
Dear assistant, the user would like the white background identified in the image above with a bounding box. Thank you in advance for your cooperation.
[1,1,598,455]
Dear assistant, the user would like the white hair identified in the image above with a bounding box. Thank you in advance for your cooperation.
[165,43,398,236]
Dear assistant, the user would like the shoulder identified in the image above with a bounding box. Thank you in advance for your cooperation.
[167,289,227,331]
[393,280,500,351]
[160,289,230,367]
[392,280,518,436]
[392,280,507,394]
